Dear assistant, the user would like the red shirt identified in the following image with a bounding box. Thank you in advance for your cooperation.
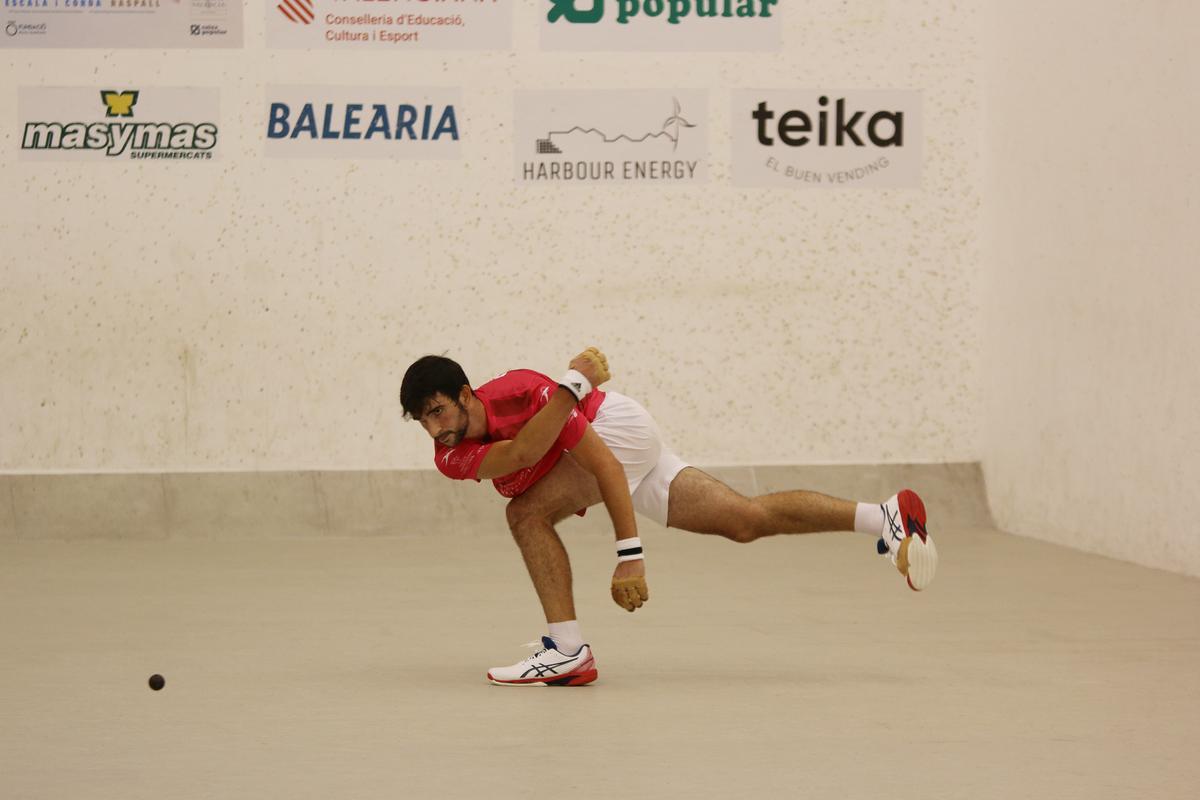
[434,369,606,498]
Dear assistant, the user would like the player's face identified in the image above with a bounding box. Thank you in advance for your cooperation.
[419,393,469,447]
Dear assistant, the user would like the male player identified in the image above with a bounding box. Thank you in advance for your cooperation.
[400,350,938,686]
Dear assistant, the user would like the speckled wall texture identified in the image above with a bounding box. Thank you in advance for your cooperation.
[0,2,982,472]
[983,1,1200,577]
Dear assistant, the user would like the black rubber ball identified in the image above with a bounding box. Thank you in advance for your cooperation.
[148,674,165,691]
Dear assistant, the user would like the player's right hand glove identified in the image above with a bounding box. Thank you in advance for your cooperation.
[570,347,610,387]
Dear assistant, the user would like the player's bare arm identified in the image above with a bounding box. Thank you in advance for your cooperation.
[473,391,581,479]
[568,424,649,612]
[418,348,610,480]
[475,347,609,478]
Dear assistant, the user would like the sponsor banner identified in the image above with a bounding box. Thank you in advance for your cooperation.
[2,0,241,48]
[267,0,511,50]
[264,86,462,159]
[18,87,221,162]
[516,90,707,185]
[732,89,922,188]
[540,0,780,52]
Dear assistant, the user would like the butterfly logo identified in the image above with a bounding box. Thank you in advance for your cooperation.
[101,90,139,118]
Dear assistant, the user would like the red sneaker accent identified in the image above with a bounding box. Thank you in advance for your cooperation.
[897,489,928,543]
[547,669,598,687]
[487,669,598,687]
[487,652,598,686]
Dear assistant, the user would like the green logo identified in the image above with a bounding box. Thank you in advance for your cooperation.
[547,0,777,25]
[547,0,604,23]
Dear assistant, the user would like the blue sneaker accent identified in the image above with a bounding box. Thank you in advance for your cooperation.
[876,537,889,555]
[541,636,557,651]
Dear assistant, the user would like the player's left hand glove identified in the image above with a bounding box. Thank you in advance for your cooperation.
[611,558,648,612]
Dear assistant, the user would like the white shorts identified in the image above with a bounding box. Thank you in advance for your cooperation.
[590,392,690,527]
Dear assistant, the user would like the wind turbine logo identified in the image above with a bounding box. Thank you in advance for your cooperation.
[660,97,696,151]
[535,97,696,154]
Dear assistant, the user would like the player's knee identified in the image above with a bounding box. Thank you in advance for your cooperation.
[722,503,771,543]
[724,525,760,544]
[722,527,755,544]
[505,497,546,536]
[505,498,529,532]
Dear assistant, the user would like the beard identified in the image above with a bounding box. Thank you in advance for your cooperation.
[438,402,470,447]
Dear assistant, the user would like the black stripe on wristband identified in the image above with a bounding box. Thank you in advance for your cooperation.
[617,545,643,557]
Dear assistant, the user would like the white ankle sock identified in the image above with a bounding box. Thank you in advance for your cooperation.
[547,621,584,654]
[854,502,885,537]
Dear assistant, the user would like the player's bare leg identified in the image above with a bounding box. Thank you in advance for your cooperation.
[504,454,602,623]
[664,467,855,541]
[665,467,937,589]
[491,455,603,686]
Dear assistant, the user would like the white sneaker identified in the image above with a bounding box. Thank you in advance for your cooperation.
[487,637,598,687]
[879,489,938,591]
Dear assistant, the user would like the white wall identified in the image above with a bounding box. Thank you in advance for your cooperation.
[0,2,983,473]
[5,1,1196,578]
[983,0,1200,576]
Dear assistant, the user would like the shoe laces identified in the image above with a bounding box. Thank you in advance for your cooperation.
[521,641,550,659]
[884,504,904,544]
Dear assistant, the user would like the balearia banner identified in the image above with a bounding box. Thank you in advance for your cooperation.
[264,86,462,159]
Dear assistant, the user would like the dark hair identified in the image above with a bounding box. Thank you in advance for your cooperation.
[400,355,471,419]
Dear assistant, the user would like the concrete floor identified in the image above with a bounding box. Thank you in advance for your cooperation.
[2,519,1198,799]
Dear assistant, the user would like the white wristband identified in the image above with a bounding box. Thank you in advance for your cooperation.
[558,369,592,402]
[616,537,644,562]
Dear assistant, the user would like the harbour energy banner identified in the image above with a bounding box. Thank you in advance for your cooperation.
[2,0,242,48]
[267,0,512,50]
[516,89,708,185]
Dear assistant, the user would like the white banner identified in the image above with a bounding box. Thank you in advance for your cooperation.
[267,0,511,50]
[2,0,241,48]
[516,90,707,185]
[731,89,923,188]
[539,0,781,51]
[264,86,462,159]
[18,87,221,162]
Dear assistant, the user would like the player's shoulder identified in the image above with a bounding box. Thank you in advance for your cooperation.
[477,368,553,395]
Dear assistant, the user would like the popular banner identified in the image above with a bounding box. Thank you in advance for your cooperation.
[516,90,708,185]
[18,87,221,162]
[267,0,512,50]
[1,0,241,48]
[731,89,923,188]
[539,0,781,51]
[264,86,462,159]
